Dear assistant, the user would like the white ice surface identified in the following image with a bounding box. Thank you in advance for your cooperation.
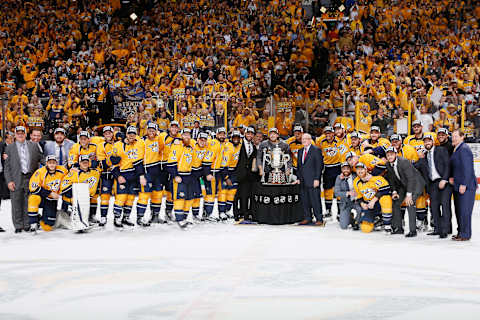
[0,199,480,320]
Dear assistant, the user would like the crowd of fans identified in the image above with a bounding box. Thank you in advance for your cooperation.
[0,0,478,142]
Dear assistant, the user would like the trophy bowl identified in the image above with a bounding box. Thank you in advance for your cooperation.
[264,146,290,184]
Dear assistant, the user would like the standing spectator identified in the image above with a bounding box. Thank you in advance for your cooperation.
[4,126,43,233]
[385,147,426,237]
[449,130,477,241]
[296,133,324,226]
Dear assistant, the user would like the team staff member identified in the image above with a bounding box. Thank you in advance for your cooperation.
[385,147,426,237]
[296,133,324,226]
[96,126,116,226]
[60,155,101,225]
[5,126,44,233]
[111,126,147,228]
[233,126,257,222]
[166,128,195,228]
[28,155,67,232]
[449,130,477,241]
[416,134,451,239]
[315,126,340,219]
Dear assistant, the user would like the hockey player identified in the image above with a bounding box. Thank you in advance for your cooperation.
[346,151,387,176]
[353,162,393,233]
[388,134,419,162]
[203,127,229,221]
[191,132,210,220]
[333,123,351,161]
[360,126,390,153]
[286,125,304,176]
[60,154,101,225]
[218,130,242,220]
[28,155,68,231]
[403,120,437,151]
[136,122,162,226]
[157,120,181,222]
[348,131,362,156]
[68,131,98,169]
[166,128,195,228]
[111,126,147,228]
[96,126,116,226]
[315,126,340,219]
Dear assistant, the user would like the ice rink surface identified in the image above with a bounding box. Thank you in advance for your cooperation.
[1,199,480,320]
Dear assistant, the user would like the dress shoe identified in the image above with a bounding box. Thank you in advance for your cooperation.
[15,229,22,233]
[24,226,31,232]
[439,233,448,239]
[298,220,313,225]
[0,226,5,232]
[452,237,470,241]
[452,234,459,240]
[315,221,326,227]
[405,231,417,238]
[352,223,359,231]
[391,228,404,235]
[427,232,439,236]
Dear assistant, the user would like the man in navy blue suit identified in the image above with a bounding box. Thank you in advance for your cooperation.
[296,133,324,226]
[416,134,451,238]
[449,130,477,241]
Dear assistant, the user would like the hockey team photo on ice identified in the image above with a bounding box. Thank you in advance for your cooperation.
[1,0,480,319]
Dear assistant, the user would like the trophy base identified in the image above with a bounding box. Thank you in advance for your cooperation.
[267,171,287,185]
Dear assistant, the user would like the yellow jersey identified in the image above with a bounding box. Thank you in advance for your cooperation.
[112,138,146,176]
[286,136,303,167]
[158,132,181,165]
[315,137,341,166]
[29,166,68,200]
[96,140,115,173]
[143,136,162,168]
[353,175,391,202]
[166,143,195,176]
[60,168,101,198]
[68,143,97,168]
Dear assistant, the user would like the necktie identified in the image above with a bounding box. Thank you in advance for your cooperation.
[303,148,307,163]
[427,151,433,180]
[59,145,63,166]
[20,144,28,174]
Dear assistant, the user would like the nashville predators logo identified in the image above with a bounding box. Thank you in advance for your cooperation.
[46,179,61,192]
[127,149,138,160]
[337,144,347,154]
[362,188,376,200]
[84,176,98,189]
[325,147,338,157]
[148,142,159,153]
[184,153,192,164]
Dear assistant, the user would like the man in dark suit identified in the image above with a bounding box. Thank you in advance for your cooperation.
[4,126,43,233]
[385,146,426,237]
[233,127,258,222]
[449,130,477,241]
[296,133,324,226]
[416,134,451,238]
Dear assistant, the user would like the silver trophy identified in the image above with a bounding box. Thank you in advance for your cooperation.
[263,146,291,184]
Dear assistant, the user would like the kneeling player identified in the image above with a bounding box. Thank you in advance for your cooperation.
[28,155,68,231]
[60,155,101,225]
[353,162,393,233]
[166,128,195,228]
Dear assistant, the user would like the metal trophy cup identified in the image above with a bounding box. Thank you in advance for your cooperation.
[263,146,290,184]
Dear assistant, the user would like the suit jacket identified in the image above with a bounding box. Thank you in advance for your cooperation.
[4,141,43,186]
[296,145,323,188]
[234,140,257,182]
[385,156,425,196]
[450,142,477,192]
[334,172,357,200]
[416,146,450,188]
[43,140,74,165]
